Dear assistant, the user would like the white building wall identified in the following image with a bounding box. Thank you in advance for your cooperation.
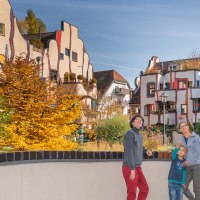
[104,81,130,115]
[48,40,59,70]
[0,0,12,59]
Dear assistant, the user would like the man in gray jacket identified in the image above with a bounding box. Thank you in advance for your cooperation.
[122,115,152,200]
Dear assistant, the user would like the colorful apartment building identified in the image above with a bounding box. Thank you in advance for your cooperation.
[130,56,200,127]
[0,0,97,110]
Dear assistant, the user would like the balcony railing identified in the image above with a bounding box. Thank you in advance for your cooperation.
[115,87,130,95]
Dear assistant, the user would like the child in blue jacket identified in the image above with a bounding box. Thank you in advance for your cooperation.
[168,145,187,200]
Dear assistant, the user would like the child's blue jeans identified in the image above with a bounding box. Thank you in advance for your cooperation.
[168,182,183,200]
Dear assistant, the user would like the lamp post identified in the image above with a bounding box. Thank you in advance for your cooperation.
[160,92,168,145]
[79,124,84,144]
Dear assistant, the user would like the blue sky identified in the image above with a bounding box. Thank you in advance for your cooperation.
[9,0,200,88]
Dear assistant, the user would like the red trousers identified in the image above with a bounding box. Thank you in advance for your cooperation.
[122,166,149,200]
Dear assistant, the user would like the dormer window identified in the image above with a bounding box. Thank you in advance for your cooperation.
[168,64,179,71]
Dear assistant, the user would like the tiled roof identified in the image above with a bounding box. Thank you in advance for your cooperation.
[146,57,200,74]
[94,70,130,95]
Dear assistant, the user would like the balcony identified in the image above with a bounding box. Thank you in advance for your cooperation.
[191,88,200,99]
[115,87,130,95]
[60,80,97,100]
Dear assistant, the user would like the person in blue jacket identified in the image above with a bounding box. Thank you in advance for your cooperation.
[168,145,187,200]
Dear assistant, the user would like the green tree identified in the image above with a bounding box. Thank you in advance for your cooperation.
[95,115,129,147]
[17,9,47,49]
[195,122,200,136]
[25,9,46,34]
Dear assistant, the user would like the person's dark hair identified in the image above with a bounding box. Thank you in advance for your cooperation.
[130,115,144,128]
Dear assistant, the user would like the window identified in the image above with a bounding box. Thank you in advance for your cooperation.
[144,105,150,116]
[178,81,187,89]
[0,23,5,36]
[188,81,193,88]
[59,53,64,60]
[165,82,170,90]
[132,106,139,114]
[72,51,78,62]
[181,104,187,114]
[168,64,179,71]
[65,48,70,56]
[150,104,158,113]
[196,81,200,88]
[50,69,58,82]
[160,83,163,90]
[167,103,176,112]
[193,99,200,112]
[91,100,96,110]
[147,82,155,97]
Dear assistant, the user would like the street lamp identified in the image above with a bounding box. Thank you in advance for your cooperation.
[160,92,168,145]
[79,124,84,144]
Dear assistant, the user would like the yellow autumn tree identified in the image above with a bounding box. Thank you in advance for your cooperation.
[0,57,82,151]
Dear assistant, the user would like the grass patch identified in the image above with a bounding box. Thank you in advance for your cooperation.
[80,141,123,152]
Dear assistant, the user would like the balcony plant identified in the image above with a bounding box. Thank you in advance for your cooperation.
[77,75,83,83]
[70,73,76,82]
[90,78,97,86]
[63,72,70,83]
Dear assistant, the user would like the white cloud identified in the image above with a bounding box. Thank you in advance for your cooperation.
[92,61,141,71]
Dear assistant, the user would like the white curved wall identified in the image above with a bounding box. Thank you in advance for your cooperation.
[0,161,191,200]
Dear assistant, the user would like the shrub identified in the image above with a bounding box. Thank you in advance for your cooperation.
[195,122,200,136]
[77,75,83,80]
[70,73,76,80]
[95,115,129,147]
[90,78,97,84]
